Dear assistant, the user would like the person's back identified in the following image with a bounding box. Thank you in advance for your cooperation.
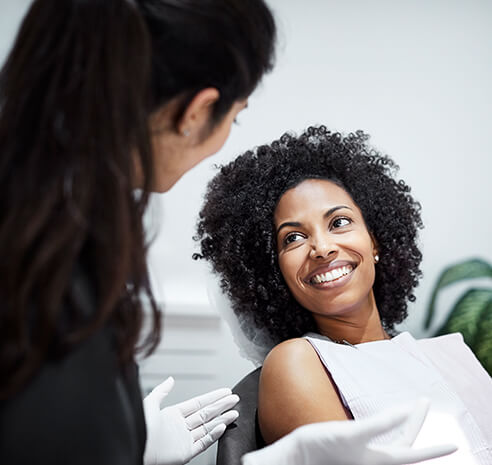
[0,258,147,464]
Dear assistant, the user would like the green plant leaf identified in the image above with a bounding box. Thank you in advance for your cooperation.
[424,258,492,329]
[435,288,492,346]
[473,299,492,376]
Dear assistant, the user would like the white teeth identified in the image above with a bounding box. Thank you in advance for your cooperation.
[311,265,353,284]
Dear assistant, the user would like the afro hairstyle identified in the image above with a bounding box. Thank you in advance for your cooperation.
[194,126,423,345]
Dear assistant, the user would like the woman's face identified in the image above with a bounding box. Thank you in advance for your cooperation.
[274,179,378,320]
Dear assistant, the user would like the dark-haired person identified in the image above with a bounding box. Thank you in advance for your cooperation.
[196,127,492,464]
[0,1,273,464]
[0,0,462,464]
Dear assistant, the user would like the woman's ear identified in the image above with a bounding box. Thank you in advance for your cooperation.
[370,234,380,263]
[177,88,220,138]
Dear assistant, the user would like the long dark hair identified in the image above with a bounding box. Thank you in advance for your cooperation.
[0,0,276,399]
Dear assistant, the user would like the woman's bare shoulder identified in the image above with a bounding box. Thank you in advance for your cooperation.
[260,338,320,380]
[258,337,350,444]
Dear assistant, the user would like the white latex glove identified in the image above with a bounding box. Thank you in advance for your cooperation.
[143,377,239,465]
[242,399,457,465]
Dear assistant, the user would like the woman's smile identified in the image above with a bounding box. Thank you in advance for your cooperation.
[305,261,356,288]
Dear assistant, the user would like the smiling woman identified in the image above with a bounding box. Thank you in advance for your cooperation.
[194,126,492,463]
[195,127,423,343]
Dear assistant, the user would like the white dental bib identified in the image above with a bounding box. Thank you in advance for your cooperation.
[304,332,492,464]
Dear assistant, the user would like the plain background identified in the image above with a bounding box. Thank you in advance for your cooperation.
[2,2,491,463]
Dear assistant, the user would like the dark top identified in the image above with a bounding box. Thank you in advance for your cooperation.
[0,264,146,464]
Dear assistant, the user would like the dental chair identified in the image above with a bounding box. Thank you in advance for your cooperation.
[216,367,265,465]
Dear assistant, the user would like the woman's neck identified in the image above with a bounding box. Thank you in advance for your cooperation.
[313,292,389,344]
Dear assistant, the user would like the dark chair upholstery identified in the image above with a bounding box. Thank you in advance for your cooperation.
[216,367,265,465]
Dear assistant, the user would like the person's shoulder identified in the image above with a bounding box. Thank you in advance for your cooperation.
[261,336,329,389]
[258,337,349,444]
[264,337,317,367]
[261,337,322,385]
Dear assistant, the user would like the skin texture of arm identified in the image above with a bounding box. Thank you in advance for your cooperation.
[258,338,351,445]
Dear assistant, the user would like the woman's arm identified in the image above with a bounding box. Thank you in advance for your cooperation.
[258,338,350,444]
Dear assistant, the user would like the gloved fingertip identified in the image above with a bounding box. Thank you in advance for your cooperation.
[151,376,175,400]
[225,409,239,423]
[214,387,233,398]
[161,376,175,389]
[210,422,227,440]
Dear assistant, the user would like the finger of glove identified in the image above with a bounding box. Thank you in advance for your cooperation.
[191,423,227,458]
[392,397,430,447]
[176,387,233,416]
[370,443,458,465]
[184,394,239,430]
[348,405,412,442]
[191,410,239,441]
[146,376,175,406]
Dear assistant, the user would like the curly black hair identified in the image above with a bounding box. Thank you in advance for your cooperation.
[194,126,423,345]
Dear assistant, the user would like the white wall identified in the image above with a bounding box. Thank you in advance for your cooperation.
[0,1,32,62]
[146,0,492,389]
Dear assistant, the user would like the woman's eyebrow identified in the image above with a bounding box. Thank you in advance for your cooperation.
[324,205,352,218]
[276,221,302,235]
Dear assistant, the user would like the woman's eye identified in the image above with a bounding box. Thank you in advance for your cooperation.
[233,117,240,126]
[284,232,304,245]
[332,217,351,229]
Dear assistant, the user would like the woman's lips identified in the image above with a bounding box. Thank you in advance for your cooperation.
[306,262,356,290]
[310,264,353,284]
[305,261,356,283]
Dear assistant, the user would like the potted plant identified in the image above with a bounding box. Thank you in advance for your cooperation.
[424,257,492,376]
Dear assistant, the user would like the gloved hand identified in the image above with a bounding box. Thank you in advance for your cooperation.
[143,376,239,465]
[242,398,457,465]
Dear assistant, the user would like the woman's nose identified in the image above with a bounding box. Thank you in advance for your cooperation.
[309,235,336,259]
